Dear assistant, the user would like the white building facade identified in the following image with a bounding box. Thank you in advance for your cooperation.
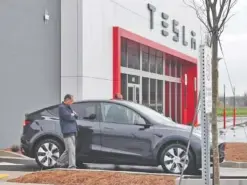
[62,0,201,124]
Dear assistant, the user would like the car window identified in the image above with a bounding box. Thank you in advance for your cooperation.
[120,101,176,125]
[42,106,59,117]
[71,103,97,121]
[101,103,145,125]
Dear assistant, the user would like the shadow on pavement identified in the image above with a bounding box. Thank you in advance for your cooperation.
[0,163,40,172]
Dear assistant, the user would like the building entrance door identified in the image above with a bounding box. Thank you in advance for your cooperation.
[127,83,140,103]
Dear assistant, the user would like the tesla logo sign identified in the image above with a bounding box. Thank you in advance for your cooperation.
[147,3,197,50]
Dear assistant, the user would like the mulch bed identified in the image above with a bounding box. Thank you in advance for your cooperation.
[225,143,247,162]
[9,170,176,185]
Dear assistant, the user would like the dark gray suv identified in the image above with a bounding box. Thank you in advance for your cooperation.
[20,99,225,174]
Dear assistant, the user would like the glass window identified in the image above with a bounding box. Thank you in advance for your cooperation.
[121,73,127,100]
[156,56,163,74]
[136,87,140,104]
[120,101,176,125]
[128,75,140,84]
[121,38,127,67]
[157,80,163,104]
[127,40,140,69]
[142,77,149,105]
[157,106,163,113]
[128,86,134,102]
[150,79,156,105]
[156,50,163,58]
[176,62,181,77]
[142,46,149,72]
[165,59,170,75]
[171,60,176,77]
[71,103,97,121]
[149,54,156,73]
[101,103,145,125]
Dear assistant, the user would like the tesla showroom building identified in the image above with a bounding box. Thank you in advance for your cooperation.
[0,0,201,148]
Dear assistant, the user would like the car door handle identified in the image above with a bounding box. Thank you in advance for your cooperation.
[104,127,114,130]
[154,133,163,138]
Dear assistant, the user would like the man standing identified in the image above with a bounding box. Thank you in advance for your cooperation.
[56,94,78,169]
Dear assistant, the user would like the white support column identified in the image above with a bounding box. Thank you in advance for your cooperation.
[200,45,211,185]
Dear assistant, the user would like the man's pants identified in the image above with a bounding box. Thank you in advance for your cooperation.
[57,134,76,168]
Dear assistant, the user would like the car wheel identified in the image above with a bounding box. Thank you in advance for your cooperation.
[34,138,63,169]
[160,143,196,174]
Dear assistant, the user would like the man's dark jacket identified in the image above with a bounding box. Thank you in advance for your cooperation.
[58,103,78,137]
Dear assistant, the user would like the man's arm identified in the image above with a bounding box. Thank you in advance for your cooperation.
[59,105,76,121]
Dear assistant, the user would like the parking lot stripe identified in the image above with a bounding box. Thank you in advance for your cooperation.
[0,174,8,179]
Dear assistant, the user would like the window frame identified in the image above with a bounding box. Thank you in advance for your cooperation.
[71,102,100,122]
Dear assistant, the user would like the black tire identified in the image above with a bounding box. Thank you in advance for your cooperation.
[76,160,87,169]
[34,138,64,169]
[159,143,196,175]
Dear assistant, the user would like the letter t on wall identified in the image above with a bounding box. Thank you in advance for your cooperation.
[147,3,156,30]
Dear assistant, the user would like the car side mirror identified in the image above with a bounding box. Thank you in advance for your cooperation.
[84,114,96,120]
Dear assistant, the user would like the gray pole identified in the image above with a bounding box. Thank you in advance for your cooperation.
[200,45,211,185]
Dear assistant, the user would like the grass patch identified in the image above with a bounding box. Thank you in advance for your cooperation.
[217,107,247,117]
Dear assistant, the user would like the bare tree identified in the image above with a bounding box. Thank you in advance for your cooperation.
[183,0,237,184]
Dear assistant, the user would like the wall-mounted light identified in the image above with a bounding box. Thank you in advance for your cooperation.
[184,74,188,86]
[44,9,50,24]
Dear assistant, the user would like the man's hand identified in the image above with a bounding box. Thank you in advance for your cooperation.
[72,111,78,119]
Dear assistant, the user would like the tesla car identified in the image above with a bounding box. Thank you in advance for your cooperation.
[20,99,225,174]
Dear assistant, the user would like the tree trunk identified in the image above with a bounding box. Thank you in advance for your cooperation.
[211,33,220,185]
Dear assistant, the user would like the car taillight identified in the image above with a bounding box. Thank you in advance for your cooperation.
[23,120,31,126]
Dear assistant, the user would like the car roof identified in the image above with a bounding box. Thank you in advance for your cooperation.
[27,99,128,115]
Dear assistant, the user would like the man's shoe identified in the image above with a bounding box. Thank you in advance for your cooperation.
[54,163,68,168]
[68,166,77,169]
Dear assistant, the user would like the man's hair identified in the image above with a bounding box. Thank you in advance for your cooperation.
[64,94,73,101]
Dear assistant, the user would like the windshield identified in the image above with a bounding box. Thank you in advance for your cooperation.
[123,101,176,124]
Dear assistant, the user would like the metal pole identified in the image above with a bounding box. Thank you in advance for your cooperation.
[233,87,236,127]
[223,85,226,129]
[194,77,197,126]
[200,45,211,185]
[184,74,188,124]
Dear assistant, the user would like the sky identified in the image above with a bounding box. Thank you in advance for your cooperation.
[219,0,247,96]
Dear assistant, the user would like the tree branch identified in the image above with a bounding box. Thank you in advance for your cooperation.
[217,0,227,22]
[183,0,211,32]
[218,0,237,31]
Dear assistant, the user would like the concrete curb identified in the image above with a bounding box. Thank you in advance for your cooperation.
[220,161,247,168]
[0,156,34,165]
